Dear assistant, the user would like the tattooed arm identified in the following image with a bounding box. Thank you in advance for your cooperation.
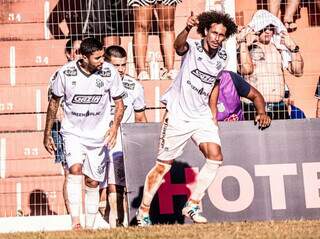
[106,98,124,149]
[43,94,61,154]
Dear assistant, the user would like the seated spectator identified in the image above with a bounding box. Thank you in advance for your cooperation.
[237,10,304,120]
[283,84,306,119]
[128,0,181,80]
[315,76,320,118]
[217,70,271,128]
[47,0,88,39]
[268,0,300,32]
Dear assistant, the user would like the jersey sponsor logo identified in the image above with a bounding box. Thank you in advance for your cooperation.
[191,69,217,84]
[71,110,101,117]
[98,68,111,77]
[195,41,204,52]
[96,79,104,88]
[218,49,227,60]
[187,80,210,97]
[123,81,135,90]
[71,94,102,104]
[63,66,77,76]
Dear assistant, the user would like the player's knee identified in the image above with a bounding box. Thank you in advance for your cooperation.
[108,184,117,193]
[208,151,223,162]
[69,164,82,175]
[85,177,99,188]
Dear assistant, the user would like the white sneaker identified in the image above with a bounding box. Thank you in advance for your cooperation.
[136,210,152,227]
[182,202,207,223]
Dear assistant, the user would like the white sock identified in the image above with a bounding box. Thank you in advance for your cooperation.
[190,159,222,202]
[108,192,118,228]
[123,192,128,227]
[66,175,82,220]
[85,186,99,229]
[141,162,171,209]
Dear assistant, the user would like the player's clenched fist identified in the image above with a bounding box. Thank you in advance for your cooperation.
[186,11,199,31]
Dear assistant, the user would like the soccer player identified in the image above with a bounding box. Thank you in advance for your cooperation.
[135,11,237,226]
[47,38,82,215]
[43,38,125,229]
[99,45,148,228]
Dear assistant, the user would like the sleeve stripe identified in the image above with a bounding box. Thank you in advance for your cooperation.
[134,107,146,112]
[112,92,126,100]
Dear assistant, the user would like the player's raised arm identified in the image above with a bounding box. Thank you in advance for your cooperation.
[174,11,199,55]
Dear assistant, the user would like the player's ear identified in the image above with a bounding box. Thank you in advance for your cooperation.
[82,54,88,63]
[205,28,208,36]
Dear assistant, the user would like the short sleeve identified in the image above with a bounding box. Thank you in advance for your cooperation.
[229,71,251,97]
[133,84,146,112]
[51,70,65,98]
[110,70,125,100]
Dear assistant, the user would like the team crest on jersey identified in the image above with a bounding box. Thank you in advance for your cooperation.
[191,69,217,84]
[195,41,204,52]
[63,66,77,76]
[218,49,227,60]
[123,82,135,90]
[96,79,104,88]
[98,68,111,77]
[216,61,222,70]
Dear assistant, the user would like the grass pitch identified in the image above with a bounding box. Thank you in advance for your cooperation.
[1,220,320,239]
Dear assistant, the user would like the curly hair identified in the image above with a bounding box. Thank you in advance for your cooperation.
[197,11,237,39]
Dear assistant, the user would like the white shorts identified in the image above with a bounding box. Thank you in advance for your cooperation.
[100,130,126,189]
[63,134,107,182]
[157,113,221,161]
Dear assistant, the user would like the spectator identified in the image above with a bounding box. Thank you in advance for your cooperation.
[47,0,88,39]
[128,0,182,80]
[99,45,148,228]
[237,10,304,120]
[268,0,300,32]
[47,38,82,215]
[85,0,134,46]
[43,38,125,229]
[217,70,271,128]
[283,84,306,119]
[135,10,237,226]
[315,77,320,118]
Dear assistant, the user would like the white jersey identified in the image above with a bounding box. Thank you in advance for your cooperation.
[52,60,125,147]
[111,74,146,123]
[161,39,227,121]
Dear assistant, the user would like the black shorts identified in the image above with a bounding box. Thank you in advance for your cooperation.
[86,0,134,37]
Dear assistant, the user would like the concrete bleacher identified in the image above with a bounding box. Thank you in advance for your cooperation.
[0,0,319,218]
